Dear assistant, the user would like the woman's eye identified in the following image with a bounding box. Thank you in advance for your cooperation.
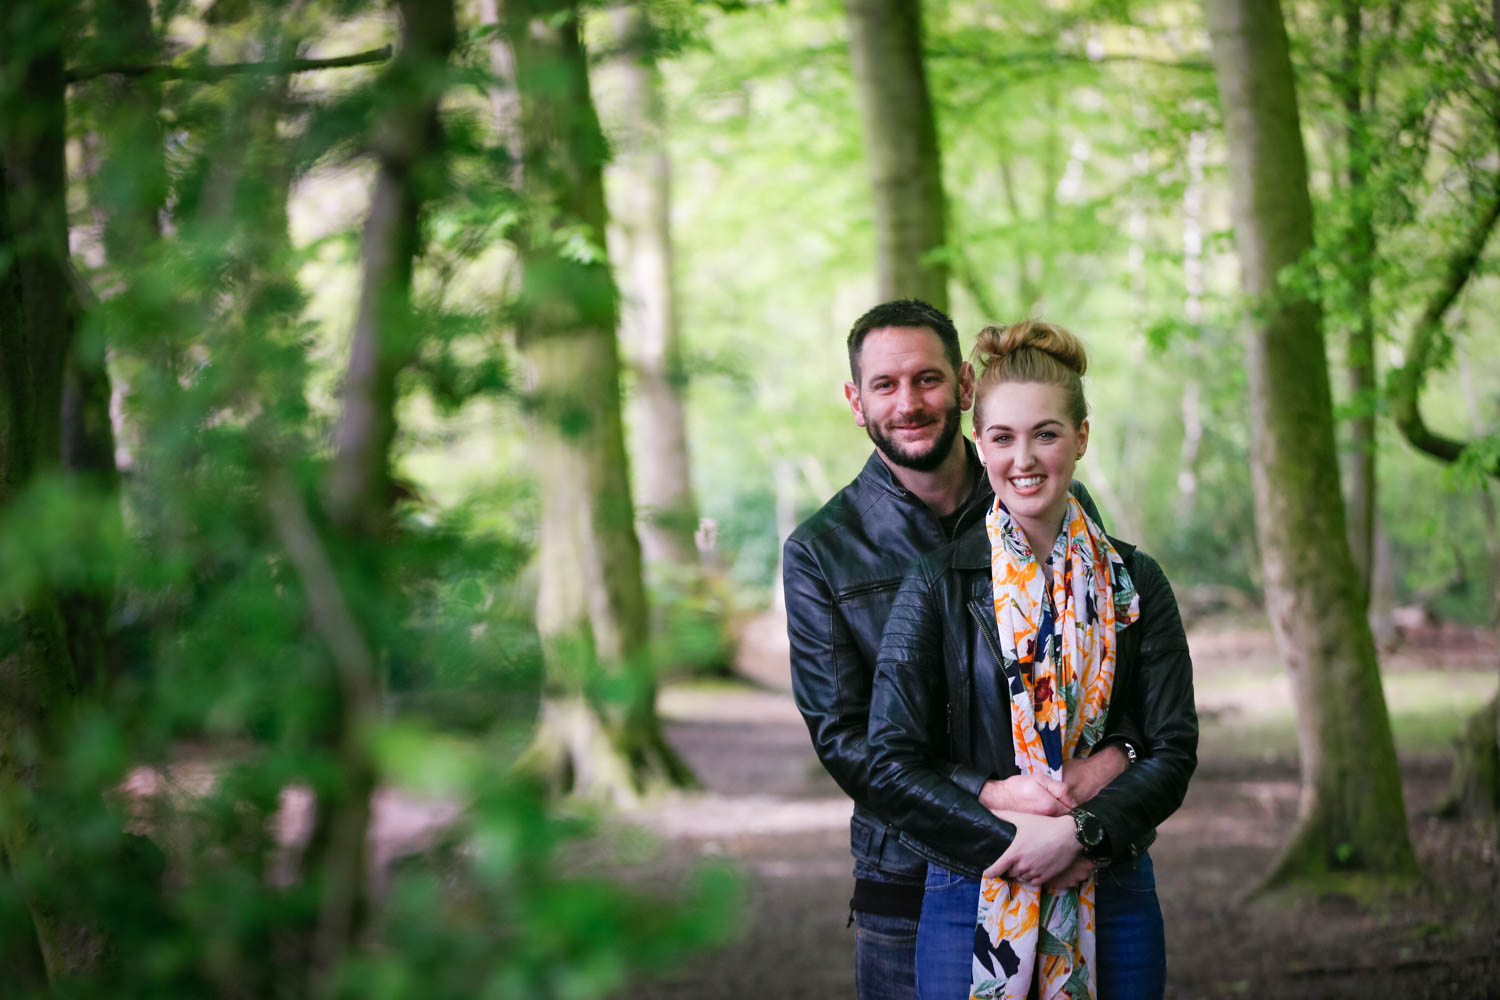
[1037,431,1057,441]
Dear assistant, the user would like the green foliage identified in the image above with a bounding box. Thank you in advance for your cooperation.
[1,0,736,991]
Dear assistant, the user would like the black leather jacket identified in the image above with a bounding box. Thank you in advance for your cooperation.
[867,519,1198,878]
[783,444,1120,875]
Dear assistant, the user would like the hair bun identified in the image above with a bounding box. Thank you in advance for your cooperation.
[972,320,1087,377]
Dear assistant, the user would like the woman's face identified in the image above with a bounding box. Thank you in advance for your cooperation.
[974,381,1088,550]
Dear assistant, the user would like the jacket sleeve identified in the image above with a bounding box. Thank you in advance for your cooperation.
[784,535,990,806]
[1084,550,1199,862]
[783,534,872,802]
[867,564,1017,873]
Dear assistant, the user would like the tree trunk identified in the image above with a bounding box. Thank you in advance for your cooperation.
[326,0,452,537]
[601,3,700,572]
[1204,0,1419,890]
[1338,0,1378,604]
[1176,130,1208,520]
[0,0,88,976]
[845,0,948,310]
[1437,695,1499,821]
[311,0,455,978]
[504,0,691,801]
[58,0,162,697]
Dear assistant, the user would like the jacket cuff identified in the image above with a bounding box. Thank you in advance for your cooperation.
[1094,733,1141,763]
[947,762,990,798]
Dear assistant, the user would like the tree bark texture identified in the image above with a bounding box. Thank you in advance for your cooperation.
[603,3,700,571]
[1205,0,1419,887]
[506,0,691,799]
[845,0,949,310]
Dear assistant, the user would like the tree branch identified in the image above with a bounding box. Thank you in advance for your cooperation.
[926,46,1213,74]
[65,45,392,84]
[1388,184,1500,474]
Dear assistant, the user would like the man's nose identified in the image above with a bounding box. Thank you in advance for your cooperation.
[894,382,921,414]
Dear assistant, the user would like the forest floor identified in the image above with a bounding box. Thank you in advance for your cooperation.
[608,614,1500,1000]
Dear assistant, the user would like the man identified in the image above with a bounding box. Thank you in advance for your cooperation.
[783,300,1135,999]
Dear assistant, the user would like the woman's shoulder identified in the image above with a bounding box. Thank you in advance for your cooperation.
[1107,535,1158,571]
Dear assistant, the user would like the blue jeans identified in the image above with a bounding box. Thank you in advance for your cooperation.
[915,854,1165,1000]
[854,860,922,1000]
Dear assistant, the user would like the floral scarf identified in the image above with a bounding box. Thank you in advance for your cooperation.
[972,495,1139,1000]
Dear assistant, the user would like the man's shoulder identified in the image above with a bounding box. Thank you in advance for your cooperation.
[786,476,870,550]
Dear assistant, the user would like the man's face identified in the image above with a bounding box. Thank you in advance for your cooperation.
[844,326,974,472]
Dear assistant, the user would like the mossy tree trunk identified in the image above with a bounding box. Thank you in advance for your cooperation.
[1335,0,1378,604]
[505,0,692,802]
[1205,0,1419,890]
[845,0,949,310]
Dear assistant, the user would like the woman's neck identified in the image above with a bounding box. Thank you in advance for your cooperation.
[1017,510,1065,562]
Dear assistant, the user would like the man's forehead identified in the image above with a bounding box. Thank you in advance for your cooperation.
[858,325,951,372]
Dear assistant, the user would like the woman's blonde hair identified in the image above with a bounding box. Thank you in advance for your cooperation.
[970,319,1089,431]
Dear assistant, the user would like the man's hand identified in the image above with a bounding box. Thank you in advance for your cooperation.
[982,812,1081,885]
[1060,744,1129,804]
[1044,856,1093,893]
[978,774,1076,817]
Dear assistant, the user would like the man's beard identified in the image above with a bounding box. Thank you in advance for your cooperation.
[864,395,963,473]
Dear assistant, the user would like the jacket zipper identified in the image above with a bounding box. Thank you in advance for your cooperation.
[836,578,900,602]
[968,600,1008,682]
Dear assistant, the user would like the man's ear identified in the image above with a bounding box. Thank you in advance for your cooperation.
[844,381,867,428]
[958,361,975,411]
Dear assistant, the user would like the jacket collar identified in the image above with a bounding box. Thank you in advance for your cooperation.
[953,517,991,570]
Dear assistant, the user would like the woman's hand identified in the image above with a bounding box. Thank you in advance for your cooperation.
[978,774,1076,817]
[982,812,1082,884]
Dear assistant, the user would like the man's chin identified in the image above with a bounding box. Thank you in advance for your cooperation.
[874,437,951,473]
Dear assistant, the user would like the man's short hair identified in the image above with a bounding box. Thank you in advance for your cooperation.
[846,299,962,384]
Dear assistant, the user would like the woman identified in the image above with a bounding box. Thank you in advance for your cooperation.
[867,320,1197,1000]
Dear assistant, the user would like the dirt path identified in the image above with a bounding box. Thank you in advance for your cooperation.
[619,624,1500,1000]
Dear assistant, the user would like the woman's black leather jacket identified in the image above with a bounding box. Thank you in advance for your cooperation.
[867,519,1198,878]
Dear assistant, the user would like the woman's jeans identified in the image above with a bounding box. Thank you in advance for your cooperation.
[914,854,1165,1000]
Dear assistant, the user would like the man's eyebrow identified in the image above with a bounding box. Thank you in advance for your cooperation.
[868,367,947,380]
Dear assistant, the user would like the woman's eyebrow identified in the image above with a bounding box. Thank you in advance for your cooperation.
[984,418,1065,432]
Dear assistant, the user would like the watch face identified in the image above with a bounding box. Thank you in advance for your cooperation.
[1072,810,1105,850]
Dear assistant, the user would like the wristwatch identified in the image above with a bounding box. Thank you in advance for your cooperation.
[1070,806,1110,862]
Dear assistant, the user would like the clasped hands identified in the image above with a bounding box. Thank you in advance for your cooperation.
[976,746,1127,891]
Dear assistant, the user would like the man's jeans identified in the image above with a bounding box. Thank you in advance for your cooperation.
[853,859,923,1000]
[913,853,1166,1000]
